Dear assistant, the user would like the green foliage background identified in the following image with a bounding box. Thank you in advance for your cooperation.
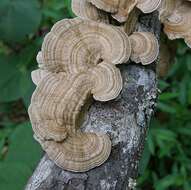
[0,0,190,189]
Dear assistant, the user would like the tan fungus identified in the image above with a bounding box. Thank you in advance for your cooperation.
[72,0,109,22]
[87,0,161,22]
[159,1,191,47]
[39,18,131,72]
[112,0,138,23]
[158,0,179,22]
[88,0,119,13]
[129,32,159,65]
[136,0,161,14]
[29,18,131,172]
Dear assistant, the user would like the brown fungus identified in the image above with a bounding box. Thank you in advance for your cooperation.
[72,0,109,22]
[159,0,191,48]
[39,18,131,72]
[37,132,111,172]
[87,0,161,22]
[129,32,159,65]
[29,18,131,172]
[31,69,50,86]
[88,0,119,13]
[158,0,179,22]
[136,0,161,14]
[110,0,138,23]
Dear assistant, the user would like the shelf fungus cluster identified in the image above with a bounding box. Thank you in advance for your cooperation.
[159,0,191,48]
[72,0,161,22]
[29,1,159,172]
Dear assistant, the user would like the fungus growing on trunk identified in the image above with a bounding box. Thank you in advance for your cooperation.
[31,69,50,86]
[159,0,191,48]
[112,0,138,23]
[27,0,191,186]
[72,0,109,22]
[129,32,159,65]
[86,0,161,22]
[29,18,131,172]
[38,18,131,72]
[136,0,161,14]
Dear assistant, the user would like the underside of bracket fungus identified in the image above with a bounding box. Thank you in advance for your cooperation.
[84,0,161,22]
[159,0,191,48]
[129,32,159,65]
[28,18,131,172]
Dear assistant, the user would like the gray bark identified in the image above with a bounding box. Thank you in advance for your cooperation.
[25,11,161,190]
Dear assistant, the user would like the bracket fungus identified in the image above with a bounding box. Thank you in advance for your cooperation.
[29,0,161,172]
[31,69,50,86]
[129,32,159,65]
[29,18,131,172]
[72,0,109,22]
[112,0,139,23]
[158,0,179,22]
[159,0,191,48]
[136,0,161,14]
[86,0,161,22]
[37,18,131,73]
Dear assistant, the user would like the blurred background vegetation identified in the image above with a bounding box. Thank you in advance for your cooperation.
[0,0,190,190]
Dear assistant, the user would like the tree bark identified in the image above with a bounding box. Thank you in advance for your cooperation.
[25,11,161,190]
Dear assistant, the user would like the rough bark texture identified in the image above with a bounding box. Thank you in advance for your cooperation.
[25,11,161,190]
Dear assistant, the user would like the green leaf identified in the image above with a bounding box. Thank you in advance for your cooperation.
[42,0,74,23]
[175,126,191,137]
[20,71,36,107]
[65,0,75,17]
[0,0,41,42]
[139,142,151,174]
[0,162,32,190]
[155,175,184,190]
[0,55,22,102]
[177,40,189,55]
[178,75,189,106]
[157,102,177,114]
[0,54,36,102]
[158,80,170,91]
[147,133,155,155]
[185,54,191,71]
[5,122,42,169]
[153,128,177,142]
[159,92,179,101]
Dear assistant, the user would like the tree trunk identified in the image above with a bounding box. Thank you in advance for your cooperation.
[25,11,161,190]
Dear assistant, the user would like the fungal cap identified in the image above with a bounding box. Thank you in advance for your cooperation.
[29,71,113,172]
[31,69,50,86]
[87,0,161,22]
[163,3,191,41]
[29,73,70,142]
[40,18,131,73]
[88,0,119,13]
[91,61,123,101]
[136,0,161,13]
[158,0,178,22]
[29,17,131,173]
[39,132,111,172]
[112,0,138,23]
[36,51,44,68]
[129,32,159,65]
[72,0,108,22]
